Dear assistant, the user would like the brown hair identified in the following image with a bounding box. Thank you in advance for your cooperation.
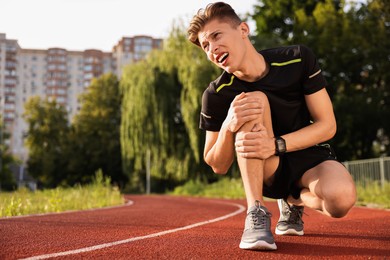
[187,2,242,47]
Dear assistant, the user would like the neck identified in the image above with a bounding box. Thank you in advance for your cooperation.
[234,49,268,82]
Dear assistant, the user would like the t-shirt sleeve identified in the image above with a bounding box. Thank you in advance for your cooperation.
[199,85,230,132]
[300,45,328,95]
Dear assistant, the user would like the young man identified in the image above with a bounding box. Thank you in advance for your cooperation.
[187,2,356,251]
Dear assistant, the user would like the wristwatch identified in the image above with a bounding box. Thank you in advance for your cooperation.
[275,136,286,156]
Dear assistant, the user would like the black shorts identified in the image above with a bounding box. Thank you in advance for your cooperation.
[263,144,338,200]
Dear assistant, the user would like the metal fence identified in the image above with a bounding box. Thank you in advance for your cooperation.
[343,157,390,188]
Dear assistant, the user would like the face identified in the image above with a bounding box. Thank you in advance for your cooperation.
[198,19,249,74]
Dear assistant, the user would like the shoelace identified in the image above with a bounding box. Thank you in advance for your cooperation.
[285,204,304,224]
[250,207,271,229]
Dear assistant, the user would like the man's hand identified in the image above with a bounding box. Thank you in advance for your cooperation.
[235,124,275,159]
[221,92,263,133]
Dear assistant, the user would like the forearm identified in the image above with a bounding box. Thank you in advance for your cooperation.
[204,127,236,174]
[282,120,336,152]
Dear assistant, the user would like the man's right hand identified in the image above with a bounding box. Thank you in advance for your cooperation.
[222,92,264,133]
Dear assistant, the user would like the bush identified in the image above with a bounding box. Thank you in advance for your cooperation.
[171,178,390,209]
[0,170,124,217]
[171,178,245,199]
[356,181,390,208]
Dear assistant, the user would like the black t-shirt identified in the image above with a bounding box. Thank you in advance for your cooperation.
[199,45,327,136]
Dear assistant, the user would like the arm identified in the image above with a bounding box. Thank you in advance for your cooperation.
[282,88,336,152]
[204,129,235,174]
[203,92,263,174]
[235,88,336,158]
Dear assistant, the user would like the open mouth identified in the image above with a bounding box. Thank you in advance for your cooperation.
[217,52,229,64]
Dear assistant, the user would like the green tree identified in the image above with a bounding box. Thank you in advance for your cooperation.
[70,73,125,186]
[23,97,70,187]
[0,118,17,191]
[168,25,221,165]
[252,0,327,49]
[330,0,390,159]
[251,0,390,160]
[120,23,220,192]
[120,54,188,192]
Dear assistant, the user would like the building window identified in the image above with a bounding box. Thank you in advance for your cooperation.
[5,96,15,102]
[5,87,15,94]
[48,64,56,70]
[5,112,15,119]
[57,97,65,103]
[6,45,16,52]
[4,103,15,110]
[5,78,16,85]
[134,37,152,45]
[84,65,92,71]
[84,73,93,80]
[5,61,16,68]
[5,70,16,76]
[57,88,66,95]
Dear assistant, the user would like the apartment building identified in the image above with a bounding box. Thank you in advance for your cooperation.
[0,33,163,160]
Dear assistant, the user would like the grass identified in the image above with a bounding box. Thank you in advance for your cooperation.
[171,178,245,199]
[356,181,390,209]
[1,175,388,218]
[171,178,390,209]
[0,170,124,218]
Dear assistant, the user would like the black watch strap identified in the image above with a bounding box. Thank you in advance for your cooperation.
[275,136,286,156]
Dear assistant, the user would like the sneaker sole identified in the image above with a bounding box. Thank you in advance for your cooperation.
[239,240,277,251]
[275,228,304,236]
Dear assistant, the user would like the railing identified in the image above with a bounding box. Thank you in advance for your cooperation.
[343,157,390,188]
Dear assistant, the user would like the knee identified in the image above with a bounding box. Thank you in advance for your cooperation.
[236,91,269,133]
[325,183,356,218]
[248,91,269,106]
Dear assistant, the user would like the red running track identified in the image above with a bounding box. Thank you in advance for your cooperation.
[1,195,389,259]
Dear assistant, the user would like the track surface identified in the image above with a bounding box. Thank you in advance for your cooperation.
[1,195,389,259]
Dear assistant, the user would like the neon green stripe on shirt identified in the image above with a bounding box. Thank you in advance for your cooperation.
[216,75,235,92]
[271,58,302,66]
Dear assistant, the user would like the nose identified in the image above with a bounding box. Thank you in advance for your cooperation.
[208,42,218,61]
[209,42,218,54]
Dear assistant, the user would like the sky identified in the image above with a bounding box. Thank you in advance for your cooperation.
[0,0,258,52]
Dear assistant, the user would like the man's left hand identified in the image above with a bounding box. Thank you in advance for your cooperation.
[235,124,275,159]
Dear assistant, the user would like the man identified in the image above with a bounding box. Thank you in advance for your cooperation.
[187,2,356,251]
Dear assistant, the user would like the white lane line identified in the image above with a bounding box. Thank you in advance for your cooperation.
[21,200,245,260]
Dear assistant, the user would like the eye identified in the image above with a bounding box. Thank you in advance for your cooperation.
[202,43,209,51]
[213,32,222,41]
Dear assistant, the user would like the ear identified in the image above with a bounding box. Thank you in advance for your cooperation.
[239,22,250,38]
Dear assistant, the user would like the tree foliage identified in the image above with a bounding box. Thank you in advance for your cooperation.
[22,1,389,190]
[251,0,390,160]
[70,73,125,186]
[120,22,221,192]
[120,59,183,192]
[23,97,70,187]
[23,74,125,188]
[0,118,17,191]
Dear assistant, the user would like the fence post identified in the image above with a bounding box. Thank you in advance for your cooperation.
[379,157,385,190]
[146,149,151,195]
[344,161,349,172]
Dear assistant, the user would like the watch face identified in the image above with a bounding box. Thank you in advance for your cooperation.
[276,138,286,153]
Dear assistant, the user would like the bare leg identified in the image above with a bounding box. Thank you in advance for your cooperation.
[289,160,356,218]
[235,92,278,208]
[237,136,266,207]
